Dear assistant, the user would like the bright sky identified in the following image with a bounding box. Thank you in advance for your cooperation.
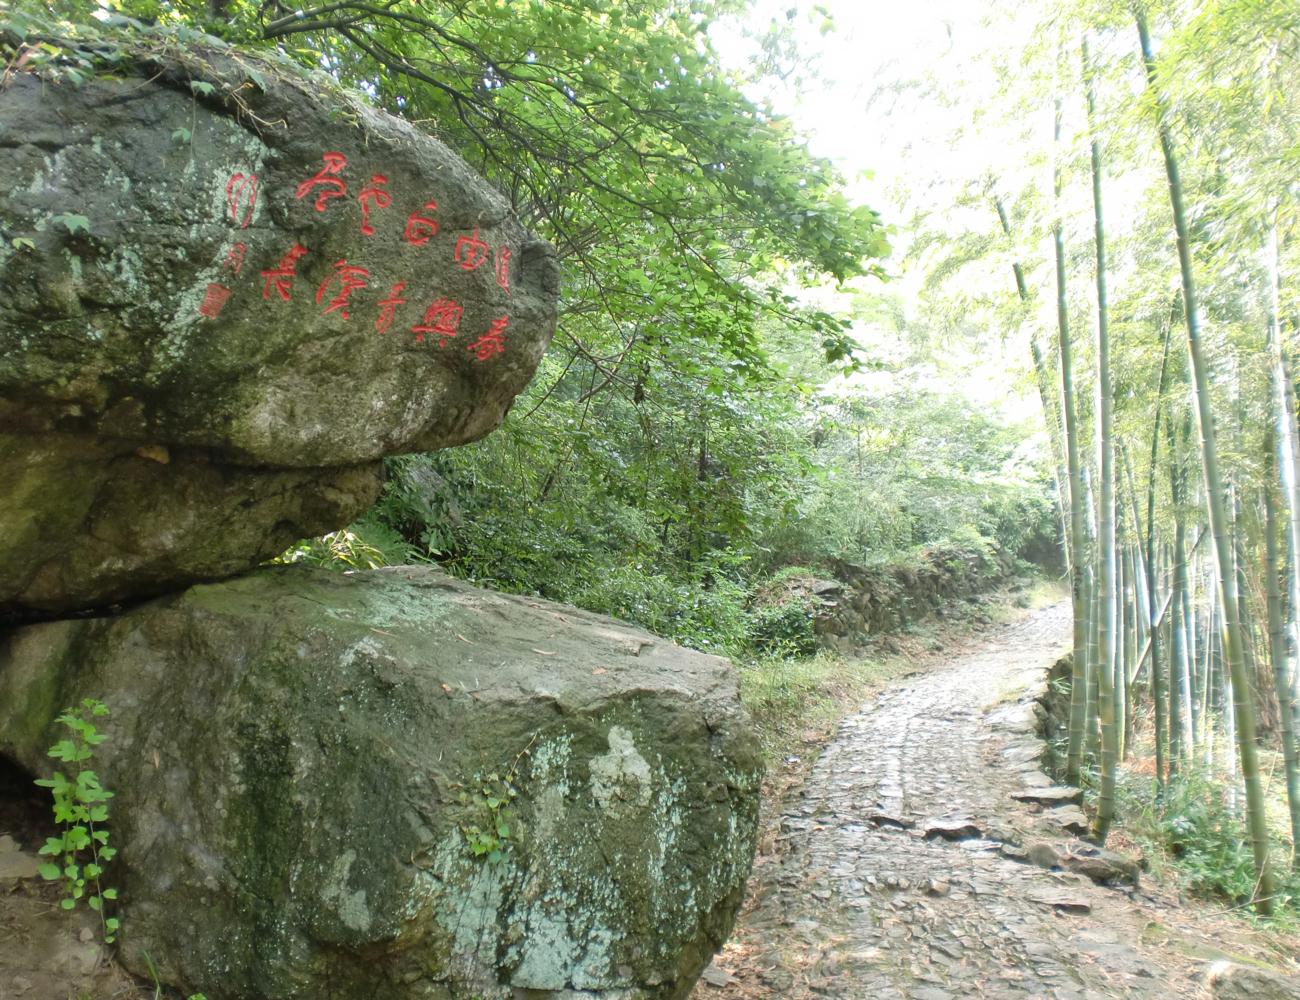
[716,0,1046,432]
[716,0,995,213]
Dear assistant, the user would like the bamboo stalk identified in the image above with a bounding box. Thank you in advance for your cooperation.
[1135,4,1275,912]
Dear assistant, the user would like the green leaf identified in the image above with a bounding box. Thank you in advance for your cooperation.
[50,213,90,236]
[9,236,35,252]
[172,127,192,144]
[102,888,118,900]
[88,894,102,911]
[190,80,215,97]
[37,863,61,881]
[60,898,75,910]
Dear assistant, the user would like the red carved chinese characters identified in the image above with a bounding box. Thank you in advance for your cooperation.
[358,174,392,236]
[226,173,258,229]
[454,228,490,271]
[199,283,231,319]
[411,298,463,346]
[494,245,512,292]
[261,243,310,301]
[467,315,508,361]
[375,281,407,334]
[223,242,248,276]
[316,260,370,319]
[295,152,348,212]
[404,201,439,245]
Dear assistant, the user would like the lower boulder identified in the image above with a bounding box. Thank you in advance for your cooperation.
[0,431,381,616]
[0,566,762,999]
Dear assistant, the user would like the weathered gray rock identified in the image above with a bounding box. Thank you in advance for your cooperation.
[1027,891,1091,915]
[0,566,760,1000]
[1024,841,1062,869]
[0,432,381,614]
[1049,804,1090,836]
[922,818,982,842]
[1207,961,1300,1000]
[1012,785,1082,806]
[1060,845,1140,887]
[0,35,559,615]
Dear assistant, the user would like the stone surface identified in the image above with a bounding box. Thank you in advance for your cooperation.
[0,38,559,615]
[0,833,40,881]
[810,547,1017,649]
[1048,805,1091,836]
[1024,842,1062,869]
[1207,961,1300,1000]
[1027,891,1091,915]
[922,818,982,841]
[1011,786,1082,806]
[691,603,1300,1000]
[0,566,760,1000]
[1060,846,1140,887]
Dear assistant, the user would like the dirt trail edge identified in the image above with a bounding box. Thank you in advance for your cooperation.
[696,600,1300,1000]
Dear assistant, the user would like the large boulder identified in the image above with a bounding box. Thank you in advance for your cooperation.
[0,32,560,615]
[0,566,761,1000]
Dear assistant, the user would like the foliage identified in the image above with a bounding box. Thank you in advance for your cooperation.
[1116,767,1300,914]
[15,0,889,380]
[351,335,1050,655]
[273,518,417,572]
[457,739,534,864]
[459,771,518,864]
[744,569,826,657]
[34,698,120,944]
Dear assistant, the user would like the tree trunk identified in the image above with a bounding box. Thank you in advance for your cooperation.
[1052,88,1091,788]
[1085,35,1119,842]
[1136,4,1275,913]
[1264,441,1300,866]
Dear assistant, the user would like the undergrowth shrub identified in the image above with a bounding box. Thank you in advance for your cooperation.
[1116,767,1300,913]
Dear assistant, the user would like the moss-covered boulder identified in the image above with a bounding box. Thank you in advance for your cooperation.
[0,566,761,1000]
[0,33,559,615]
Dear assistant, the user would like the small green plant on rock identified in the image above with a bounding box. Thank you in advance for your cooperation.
[459,771,519,864]
[35,698,120,943]
[458,737,535,864]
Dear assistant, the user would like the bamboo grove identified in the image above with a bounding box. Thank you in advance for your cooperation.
[906,0,1300,914]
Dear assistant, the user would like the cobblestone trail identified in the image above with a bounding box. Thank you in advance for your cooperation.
[698,602,1290,1000]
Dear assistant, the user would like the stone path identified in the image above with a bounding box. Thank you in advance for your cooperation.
[696,602,1300,1000]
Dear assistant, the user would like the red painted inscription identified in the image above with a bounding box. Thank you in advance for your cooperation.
[223,242,248,276]
[206,154,510,360]
[468,315,508,361]
[375,281,408,333]
[404,202,440,245]
[454,228,490,271]
[411,298,463,346]
[199,282,231,318]
[316,260,370,319]
[494,245,512,292]
[261,243,310,301]
[358,174,392,236]
[225,173,258,229]
[295,152,349,212]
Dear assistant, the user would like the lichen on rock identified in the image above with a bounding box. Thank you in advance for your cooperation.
[0,32,560,616]
[0,566,762,999]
